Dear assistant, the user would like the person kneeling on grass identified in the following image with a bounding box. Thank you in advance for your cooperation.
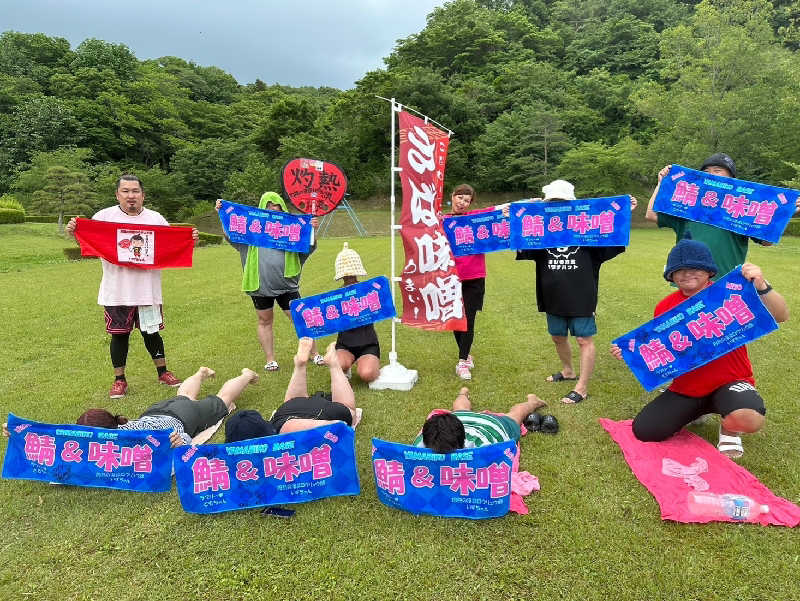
[610,238,789,458]
[414,387,546,453]
[333,243,381,384]
[74,367,259,447]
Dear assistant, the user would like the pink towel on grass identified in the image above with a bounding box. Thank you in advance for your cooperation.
[484,411,539,515]
[600,419,800,526]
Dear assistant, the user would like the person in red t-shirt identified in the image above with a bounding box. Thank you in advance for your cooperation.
[444,184,509,381]
[611,238,788,457]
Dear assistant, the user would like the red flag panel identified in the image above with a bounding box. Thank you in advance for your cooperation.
[397,111,465,331]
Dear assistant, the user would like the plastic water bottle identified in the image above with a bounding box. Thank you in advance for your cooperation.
[687,491,769,522]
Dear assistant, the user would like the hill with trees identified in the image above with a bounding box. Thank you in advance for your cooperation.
[2,0,800,220]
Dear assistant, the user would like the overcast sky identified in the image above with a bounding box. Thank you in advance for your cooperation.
[2,0,445,89]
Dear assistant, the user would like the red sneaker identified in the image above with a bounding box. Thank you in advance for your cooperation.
[109,380,128,399]
[158,371,182,387]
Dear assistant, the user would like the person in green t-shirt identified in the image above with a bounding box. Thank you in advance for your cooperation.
[646,153,776,279]
[414,387,546,453]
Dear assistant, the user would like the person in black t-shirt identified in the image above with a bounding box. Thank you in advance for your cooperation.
[333,243,380,383]
[517,180,636,404]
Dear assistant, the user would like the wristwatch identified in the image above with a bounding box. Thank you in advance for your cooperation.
[757,281,773,296]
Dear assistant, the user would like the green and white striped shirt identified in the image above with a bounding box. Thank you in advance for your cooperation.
[414,411,519,449]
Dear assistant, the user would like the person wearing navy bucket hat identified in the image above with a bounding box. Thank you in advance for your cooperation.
[611,237,789,458]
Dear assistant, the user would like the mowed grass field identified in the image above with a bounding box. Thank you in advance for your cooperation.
[1,223,799,601]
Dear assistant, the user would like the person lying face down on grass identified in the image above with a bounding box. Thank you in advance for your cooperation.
[221,338,361,441]
[610,238,789,459]
[74,367,259,447]
[414,387,547,453]
[268,338,360,434]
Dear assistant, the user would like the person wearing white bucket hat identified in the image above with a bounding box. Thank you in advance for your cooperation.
[333,242,381,383]
[517,180,637,405]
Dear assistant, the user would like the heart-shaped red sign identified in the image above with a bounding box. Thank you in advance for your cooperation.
[281,158,348,216]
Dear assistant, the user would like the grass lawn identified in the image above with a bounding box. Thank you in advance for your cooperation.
[1,223,798,601]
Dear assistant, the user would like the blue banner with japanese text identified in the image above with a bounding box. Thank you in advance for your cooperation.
[612,269,778,391]
[653,165,797,244]
[371,438,514,519]
[442,210,510,257]
[289,276,396,339]
[510,196,631,249]
[173,421,359,514]
[218,199,313,252]
[2,414,172,492]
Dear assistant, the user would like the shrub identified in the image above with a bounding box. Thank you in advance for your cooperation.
[784,218,800,237]
[197,232,223,246]
[0,194,24,212]
[25,214,85,223]
[0,208,25,224]
[63,247,98,261]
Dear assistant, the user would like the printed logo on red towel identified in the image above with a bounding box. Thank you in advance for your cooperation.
[118,229,155,265]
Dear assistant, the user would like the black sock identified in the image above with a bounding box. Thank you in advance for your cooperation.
[157,366,168,376]
[115,374,126,382]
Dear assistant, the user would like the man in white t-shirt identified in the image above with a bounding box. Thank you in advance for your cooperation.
[67,175,199,399]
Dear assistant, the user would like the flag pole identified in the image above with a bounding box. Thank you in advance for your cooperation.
[369,96,418,391]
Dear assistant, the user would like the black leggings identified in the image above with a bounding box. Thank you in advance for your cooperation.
[453,278,485,360]
[453,309,478,360]
[110,331,165,368]
[632,381,766,442]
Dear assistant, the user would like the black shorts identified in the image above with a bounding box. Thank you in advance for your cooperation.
[140,395,228,437]
[632,380,766,442]
[335,342,380,361]
[269,392,353,432]
[461,278,485,314]
[251,291,300,311]
[104,305,164,334]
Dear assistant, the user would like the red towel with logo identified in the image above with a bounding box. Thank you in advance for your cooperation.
[75,218,194,269]
[600,419,800,526]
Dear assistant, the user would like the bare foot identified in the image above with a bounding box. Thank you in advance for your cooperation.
[323,341,340,368]
[526,393,547,412]
[295,337,314,366]
[197,367,216,380]
[457,386,470,400]
[241,368,259,384]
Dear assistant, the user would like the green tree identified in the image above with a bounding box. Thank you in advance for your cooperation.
[29,165,96,230]
[70,39,138,81]
[137,166,193,221]
[4,96,80,164]
[251,95,320,156]
[555,138,649,197]
[12,148,99,222]
[223,154,278,203]
[153,56,240,103]
[170,138,254,200]
[0,32,72,86]
[474,103,571,192]
[633,0,800,182]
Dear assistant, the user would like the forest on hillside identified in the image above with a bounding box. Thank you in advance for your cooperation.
[2,0,800,220]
